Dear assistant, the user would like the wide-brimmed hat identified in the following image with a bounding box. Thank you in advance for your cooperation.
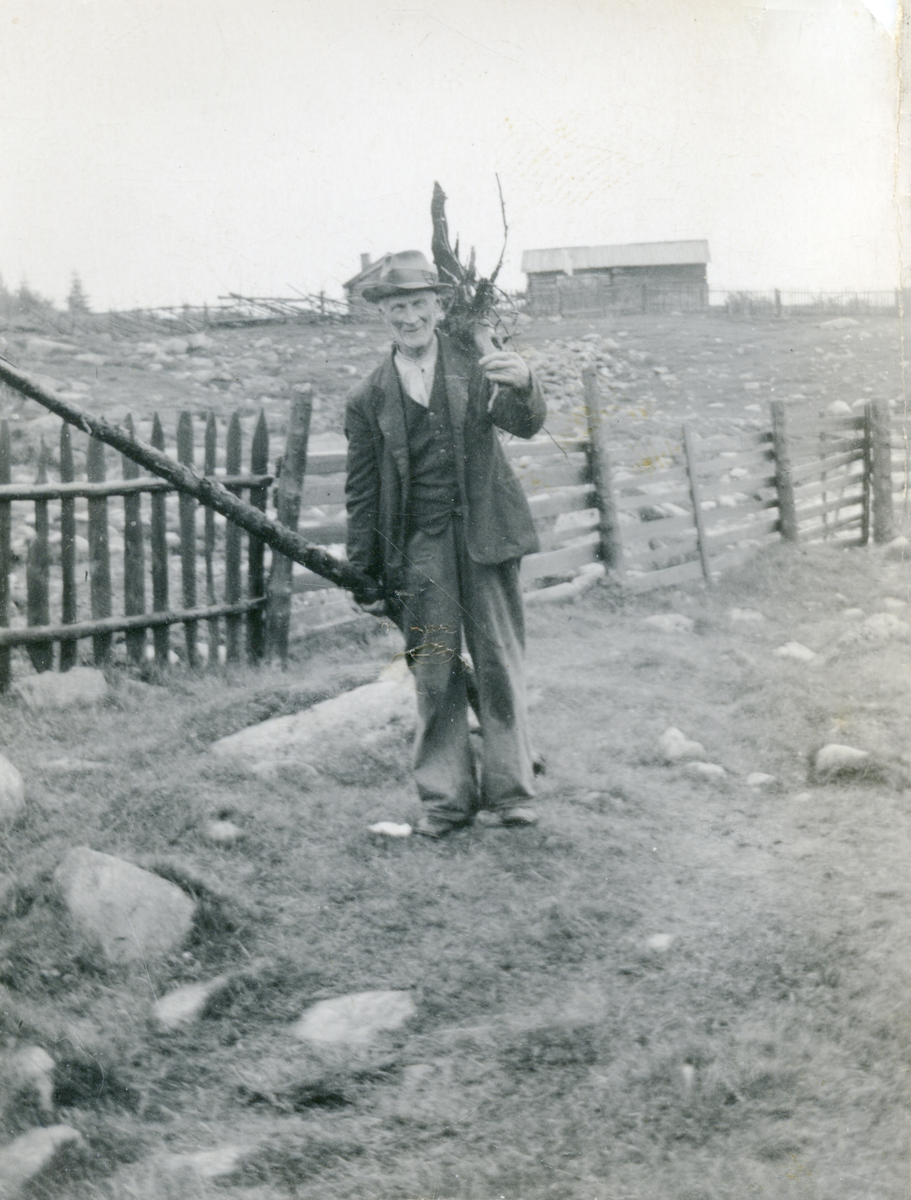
[362,250,451,303]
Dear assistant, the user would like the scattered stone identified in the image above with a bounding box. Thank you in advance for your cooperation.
[819,317,859,328]
[53,847,195,964]
[162,1144,246,1181]
[0,754,25,821]
[291,989,416,1046]
[0,1126,82,1194]
[885,536,910,560]
[793,791,812,802]
[841,607,864,620]
[657,727,705,762]
[211,661,416,779]
[14,667,107,710]
[156,977,229,1029]
[728,608,765,622]
[837,611,911,648]
[682,761,727,779]
[881,597,909,612]
[161,337,189,355]
[746,772,776,788]
[814,743,870,776]
[368,822,413,838]
[642,613,694,634]
[645,933,674,951]
[0,1045,55,1113]
[42,758,107,774]
[205,819,245,845]
[826,400,853,416]
[773,641,816,662]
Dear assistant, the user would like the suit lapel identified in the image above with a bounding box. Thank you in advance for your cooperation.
[374,351,409,484]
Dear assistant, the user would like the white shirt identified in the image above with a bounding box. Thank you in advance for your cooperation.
[393,336,438,408]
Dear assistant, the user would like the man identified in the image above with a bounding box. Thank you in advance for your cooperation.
[344,249,547,838]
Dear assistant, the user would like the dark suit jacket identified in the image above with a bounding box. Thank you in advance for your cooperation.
[344,332,547,601]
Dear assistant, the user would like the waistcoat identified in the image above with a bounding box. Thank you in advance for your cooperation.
[403,357,461,537]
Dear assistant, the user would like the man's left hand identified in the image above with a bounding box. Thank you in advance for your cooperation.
[479,350,531,392]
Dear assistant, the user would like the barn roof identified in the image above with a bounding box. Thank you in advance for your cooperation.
[521,240,710,274]
[342,257,388,290]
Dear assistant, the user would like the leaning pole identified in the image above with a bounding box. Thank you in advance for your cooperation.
[0,356,381,600]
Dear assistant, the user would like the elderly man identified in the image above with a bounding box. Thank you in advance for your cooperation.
[344,250,546,838]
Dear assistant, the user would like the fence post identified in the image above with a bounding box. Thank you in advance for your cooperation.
[774,289,782,317]
[770,400,799,542]
[266,386,313,662]
[86,437,113,664]
[681,424,712,585]
[224,412,243,664]
[868,398,895,543]
[247,411,269,662]
[0,421,8,692]
[121,415,147,665]
[149,415,170,667]
[204,412,219,659]
[581,367,623,578]
[25,440,52,672]
[177,412,198,667]
[59,422,77,671]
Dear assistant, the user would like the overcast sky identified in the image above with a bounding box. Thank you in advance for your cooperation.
[0,0,901,310]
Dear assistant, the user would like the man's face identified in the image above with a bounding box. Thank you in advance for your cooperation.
[381,289,443,357]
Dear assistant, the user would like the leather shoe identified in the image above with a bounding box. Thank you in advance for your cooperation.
[414,815,471,839]
[499,807,539,827]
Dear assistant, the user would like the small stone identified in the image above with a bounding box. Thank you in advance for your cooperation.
[746,772,776,788]
[645,933,674,951]
[0,754,25,821]
[54,847,195,964]
[682,761,727,779]
[826,400,853,415]
[291,989,416,1046]
[156,977,229,1029]
[885,536,910,561]
[0,1045,56,1113]
[642,613,694,633]
[368,822,413,838]
[793,791,812,802]
[819,316,859,328]
[0,1126,82,1194]
[841,608,864,620]
[729,608,765,622]
[13,667,107,709]
[881,597,909,611]
[657,727,705,762]
[205,820,245,845]
[163,1144,246,1180]
[815,744,870,775]
[774,642,816,662]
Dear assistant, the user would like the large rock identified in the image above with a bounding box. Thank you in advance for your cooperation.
[14,667,107,710]
[291,990,416,1046]
[211,661,416,779]
[814,744,870,777]
[54,848,195,964]
[657,727,705,762]
[0,1125,82,1194]
[156,977,229,1029]
[0,1045,55,1114]
[0,755,24,822]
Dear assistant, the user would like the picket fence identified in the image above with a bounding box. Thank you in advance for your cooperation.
[0,368,903,691]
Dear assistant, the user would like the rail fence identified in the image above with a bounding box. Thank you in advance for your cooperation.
[0,367,903,691]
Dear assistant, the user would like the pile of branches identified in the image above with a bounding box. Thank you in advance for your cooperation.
[430,180,516,354]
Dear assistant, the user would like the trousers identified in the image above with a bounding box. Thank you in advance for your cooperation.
[397,515,536,822]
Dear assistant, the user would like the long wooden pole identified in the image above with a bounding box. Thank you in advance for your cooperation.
[0,357,380,600]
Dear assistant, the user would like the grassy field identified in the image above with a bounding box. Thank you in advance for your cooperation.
[0,308,909,1197]
[1,537,910,1199]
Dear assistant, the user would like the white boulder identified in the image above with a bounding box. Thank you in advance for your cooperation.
[0,1126,82,1194]
[14,667,107,710]
[774,642,816,662]
[156,977,229,1029]
[291,990,416,1046]
[0,755,24,821]
[642,613,694,634]
[54,847,195,964]
[657,727,705,762]
[815,744,870,775]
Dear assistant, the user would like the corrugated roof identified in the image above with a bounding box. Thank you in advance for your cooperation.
[521,240,710,274]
